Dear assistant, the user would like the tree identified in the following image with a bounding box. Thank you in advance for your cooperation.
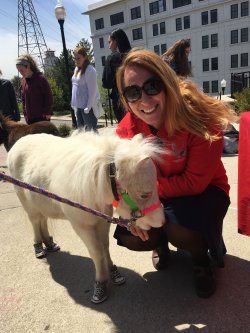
[76,38,95,66]
[46,50,75,111]
[11,76,22,101]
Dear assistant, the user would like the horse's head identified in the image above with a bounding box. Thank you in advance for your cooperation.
[113,135,166,230]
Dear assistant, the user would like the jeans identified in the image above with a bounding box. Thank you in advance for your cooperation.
[76,108,97,131]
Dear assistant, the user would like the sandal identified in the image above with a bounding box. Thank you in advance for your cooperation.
[152,247,170,270]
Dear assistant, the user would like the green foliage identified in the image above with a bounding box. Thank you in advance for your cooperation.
[45,51,75,111]
[47,77,64,112]
[76,38,95,66]
[11,75,22,101]
[58,123,72,137]
[235,87,250,115]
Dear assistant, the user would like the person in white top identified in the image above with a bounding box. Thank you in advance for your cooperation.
[71,47,100,131]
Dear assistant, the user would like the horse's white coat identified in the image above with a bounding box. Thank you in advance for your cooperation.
[7,129,165,293]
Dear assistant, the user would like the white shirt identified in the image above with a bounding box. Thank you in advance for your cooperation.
[71,64,100,110]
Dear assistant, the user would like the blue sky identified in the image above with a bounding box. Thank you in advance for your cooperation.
[0,0,93,79]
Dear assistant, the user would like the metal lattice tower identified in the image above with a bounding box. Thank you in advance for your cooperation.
[18,0,50,72]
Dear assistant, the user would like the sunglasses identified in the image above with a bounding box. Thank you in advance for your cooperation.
[123,78,164,103]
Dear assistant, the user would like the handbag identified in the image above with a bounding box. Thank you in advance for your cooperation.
[92,99,105,118]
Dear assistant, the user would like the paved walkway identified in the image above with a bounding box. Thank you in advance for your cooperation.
[0,127,249,333]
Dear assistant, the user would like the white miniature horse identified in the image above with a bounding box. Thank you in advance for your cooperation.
[7,130,165,303]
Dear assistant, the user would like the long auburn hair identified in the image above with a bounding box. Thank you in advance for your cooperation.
[162,39,192,77]
[73,47,90,76]
[116,48,237,141]
[16,54,40,73]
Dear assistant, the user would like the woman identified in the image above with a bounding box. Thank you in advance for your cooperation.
[102,28,131,123]
[162,39,192,77]
[16,55,53,124]
[71,47,100,131]
[114,48,236,298]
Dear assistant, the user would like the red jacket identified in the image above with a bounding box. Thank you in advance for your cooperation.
[21,72,53,121]
[116,113,230,198]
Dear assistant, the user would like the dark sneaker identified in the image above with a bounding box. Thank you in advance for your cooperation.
[152,247,170,270]
[110,265,126,285]
[193,265,216,298]
[43,237,60,252]
[34,242,46,259]
[91,281,108,304]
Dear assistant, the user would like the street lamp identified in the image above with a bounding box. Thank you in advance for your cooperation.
[220,79,227,100]
[54,0,77,128]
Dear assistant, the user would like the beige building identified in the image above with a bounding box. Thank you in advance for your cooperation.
[83,0,250,96]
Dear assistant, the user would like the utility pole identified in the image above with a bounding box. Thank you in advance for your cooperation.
[17,0,52,72]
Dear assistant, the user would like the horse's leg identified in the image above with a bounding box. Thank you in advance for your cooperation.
[72,221,110,303]
[40,216,60,253]
[96,221,126,286]
[27,212,46,259]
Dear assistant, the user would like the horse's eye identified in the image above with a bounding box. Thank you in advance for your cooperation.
[140,192,152,199]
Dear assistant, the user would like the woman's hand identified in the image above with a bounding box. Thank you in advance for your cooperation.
[127,224,149,241]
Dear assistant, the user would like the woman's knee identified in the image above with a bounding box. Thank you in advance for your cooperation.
[165,223,204,250]
[118,228,165,251]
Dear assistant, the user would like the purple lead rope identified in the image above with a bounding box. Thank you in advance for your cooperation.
[0,172,135,227]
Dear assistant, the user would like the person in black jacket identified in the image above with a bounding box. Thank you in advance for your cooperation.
[102,28,131,123]
[0,69,20,121]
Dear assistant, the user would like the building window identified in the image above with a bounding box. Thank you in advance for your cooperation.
[231,54,238,68]
[184,16,190,29]
[211,33,218,47]
[203,58,209,71]
[241,53,248,67]
[153,24,159,36]
[202,35,209,49]
[241,1,249,16]
[101,56,106,66]
[132,27,143,40]
[210,9,217,23]
[211,80,218,93]
[149,0,166,15]
[161,43,167,54]
[110,12,124,26]
[211,57,218,70]
[176,18,182,31]
[173,0,191,9]
[241,28,249,42]
[154,45,160,54]
[203,81,210,93]
[99,37,104,48]
[131,6,141,20]
[231,30,239,44]
[95,18,104,30]
[160,22,166,34]
[201,11,208,25]
[231,4,238,19]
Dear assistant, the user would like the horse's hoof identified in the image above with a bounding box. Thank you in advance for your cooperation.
[43,237,60,252]
[34,242,46,259]
[110,265,126,285]
[91,281,108,304]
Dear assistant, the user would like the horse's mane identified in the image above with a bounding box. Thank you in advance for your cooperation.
[64,129,164,209]
[0,113,26,130]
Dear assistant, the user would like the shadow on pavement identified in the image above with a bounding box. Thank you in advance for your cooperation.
[46,250,250,333]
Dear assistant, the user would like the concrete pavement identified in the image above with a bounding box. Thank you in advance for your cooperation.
[0,129,249,333]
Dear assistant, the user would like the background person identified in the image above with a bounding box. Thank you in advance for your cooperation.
[162,39,192,77]
[0,69,20,121]
[16,55,53,125]
[114,48,236,298]
[71,47,100,131]
[102,28,131,123]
